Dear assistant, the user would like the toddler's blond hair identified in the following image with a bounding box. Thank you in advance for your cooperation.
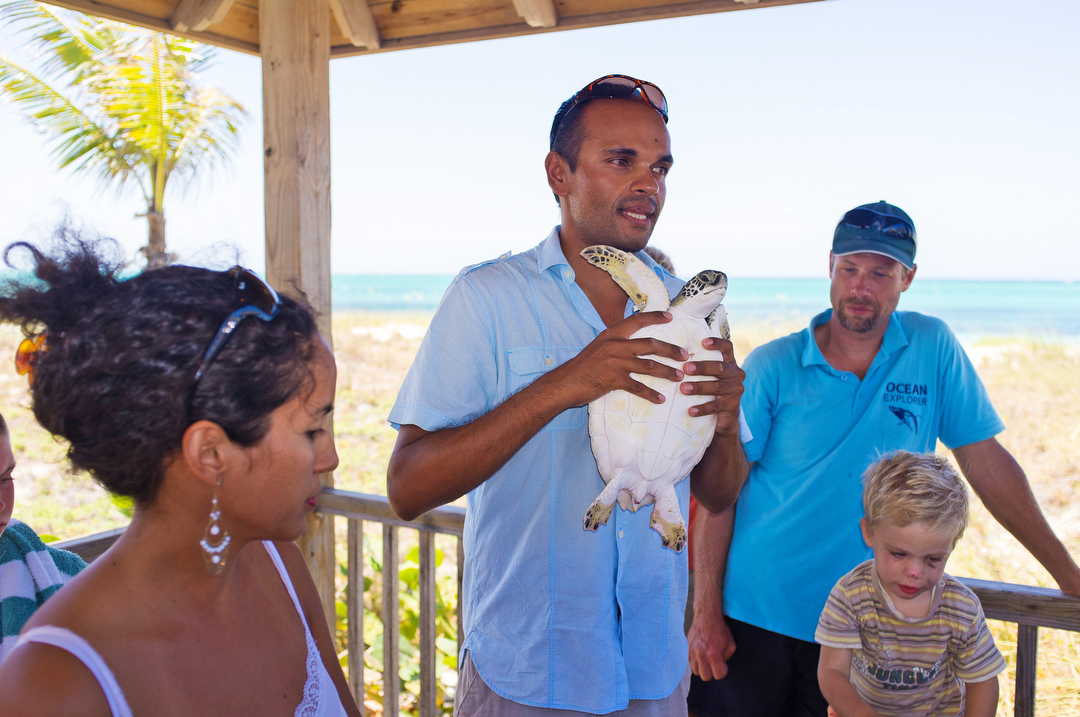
[863,451,969,547]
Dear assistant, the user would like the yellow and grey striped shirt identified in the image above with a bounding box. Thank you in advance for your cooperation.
[815,560,1005,716]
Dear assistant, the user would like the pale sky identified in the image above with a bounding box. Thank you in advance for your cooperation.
[0,0,1077,280]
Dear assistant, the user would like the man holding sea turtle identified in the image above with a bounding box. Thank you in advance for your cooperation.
[686,201,1080,717]
[387,75,749,714]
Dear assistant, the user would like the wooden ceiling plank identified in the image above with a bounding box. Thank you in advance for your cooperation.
[40,0,259,54]
[365,0,521,40]
[377,9,521,42]
[171,0,237,32]
[204,0,234,24]
[512,0,558,28]
[329,0,382,49]
[332,0,823,57]
[200,2,258,46]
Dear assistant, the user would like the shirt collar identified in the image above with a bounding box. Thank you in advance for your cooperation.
[801,309,909,368]
[879,311,909,357]
[537,226,669,285]
[871,558,943,623]
[802,310,832,368]
[538,226,569,275]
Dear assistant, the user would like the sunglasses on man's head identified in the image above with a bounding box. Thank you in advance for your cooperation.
[552,74,669,141]
[839,208,916,242]
[192,267,282,384]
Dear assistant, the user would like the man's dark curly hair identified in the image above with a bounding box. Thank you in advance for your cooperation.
[0,231,320,506]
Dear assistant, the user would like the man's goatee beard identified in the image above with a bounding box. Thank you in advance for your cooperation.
[837,303,879,333]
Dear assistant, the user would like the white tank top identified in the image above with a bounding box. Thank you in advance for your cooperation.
[17,541,350,717]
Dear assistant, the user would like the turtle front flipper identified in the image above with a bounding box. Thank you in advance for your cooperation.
[581,245,669,313]
[707,305,731,341]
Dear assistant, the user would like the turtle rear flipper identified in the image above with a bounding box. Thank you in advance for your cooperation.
[649,483,686,552]
[584,469,637,531]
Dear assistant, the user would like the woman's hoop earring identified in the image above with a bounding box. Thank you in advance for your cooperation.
[200,477,231,576]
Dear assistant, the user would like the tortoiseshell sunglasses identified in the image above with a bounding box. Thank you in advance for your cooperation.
[563,74,669,125]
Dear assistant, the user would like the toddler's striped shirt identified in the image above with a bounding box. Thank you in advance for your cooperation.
[816,560,1005,716]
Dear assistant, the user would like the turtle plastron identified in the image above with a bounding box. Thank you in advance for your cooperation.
[580,245,728,552]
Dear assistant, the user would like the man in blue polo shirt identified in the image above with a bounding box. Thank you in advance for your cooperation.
[686,201,1080,717]
[387,75,750,715]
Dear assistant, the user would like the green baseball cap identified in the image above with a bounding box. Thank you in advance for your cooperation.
[832,201,917,269]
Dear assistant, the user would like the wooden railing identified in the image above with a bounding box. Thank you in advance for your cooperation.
[953,578,1080,717]
[55,492,1080,717]
[315,488,466,716]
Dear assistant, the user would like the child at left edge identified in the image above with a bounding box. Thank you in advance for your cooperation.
[0,410,86,663]
[815,451,1006,717]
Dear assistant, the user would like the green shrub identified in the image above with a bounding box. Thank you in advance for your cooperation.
[335,531,459,715]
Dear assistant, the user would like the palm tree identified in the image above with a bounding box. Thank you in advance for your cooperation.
[0,1,245,269]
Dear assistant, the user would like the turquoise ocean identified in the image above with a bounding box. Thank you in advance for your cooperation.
[332,276,1080,344]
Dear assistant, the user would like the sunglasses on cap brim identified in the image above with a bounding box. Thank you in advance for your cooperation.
[839,208,916,243]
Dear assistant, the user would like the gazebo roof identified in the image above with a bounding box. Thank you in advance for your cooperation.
[45,0,823,57]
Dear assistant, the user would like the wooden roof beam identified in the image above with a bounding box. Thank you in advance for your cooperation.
[330,0,825,58]
[329,0,382,49]
[40,1,259,55]
[170,0,236,33]
[512,0,558,28]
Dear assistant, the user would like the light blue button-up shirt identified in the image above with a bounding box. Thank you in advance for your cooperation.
[725,309,1003,643]
[389,228,697,712]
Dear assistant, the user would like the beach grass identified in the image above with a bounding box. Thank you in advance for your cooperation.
[4,315,1078,714]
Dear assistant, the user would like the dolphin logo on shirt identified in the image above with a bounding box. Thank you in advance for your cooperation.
[888,406,919,433]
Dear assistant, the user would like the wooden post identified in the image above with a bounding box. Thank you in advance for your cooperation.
[347,519,366,714]
[260,0,336,629]
[382,525,401,716]
[1014,624,1038,717]
[418,532,437,717]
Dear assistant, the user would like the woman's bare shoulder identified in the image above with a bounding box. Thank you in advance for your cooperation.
[272,541,318,599]
[270,541,327,631]
[22,556,119,635]
[0,639,113,717]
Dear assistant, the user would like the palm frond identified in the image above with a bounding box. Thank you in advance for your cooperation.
[1,5,246,256]
[0,52,146,197]
[90,32,245,203]
[167,86,245,182]
[0,1,130,84]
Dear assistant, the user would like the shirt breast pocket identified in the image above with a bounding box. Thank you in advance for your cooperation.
[507,346,587,432]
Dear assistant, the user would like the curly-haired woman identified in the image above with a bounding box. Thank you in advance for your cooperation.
[0,234,359,716]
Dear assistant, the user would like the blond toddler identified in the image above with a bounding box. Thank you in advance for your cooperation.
[815,451,1005,717]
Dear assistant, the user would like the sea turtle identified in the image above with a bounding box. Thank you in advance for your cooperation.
[581,245,729,552]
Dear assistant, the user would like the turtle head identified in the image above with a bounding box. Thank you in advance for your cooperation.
[673,270,728,319]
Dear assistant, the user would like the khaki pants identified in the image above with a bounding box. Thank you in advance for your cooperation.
[454,651,692,717]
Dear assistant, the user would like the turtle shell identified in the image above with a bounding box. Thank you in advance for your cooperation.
[587,315,721,497]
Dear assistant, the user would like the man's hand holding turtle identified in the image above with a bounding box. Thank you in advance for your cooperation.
[681,336,745,436]
[548,311,688,409]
